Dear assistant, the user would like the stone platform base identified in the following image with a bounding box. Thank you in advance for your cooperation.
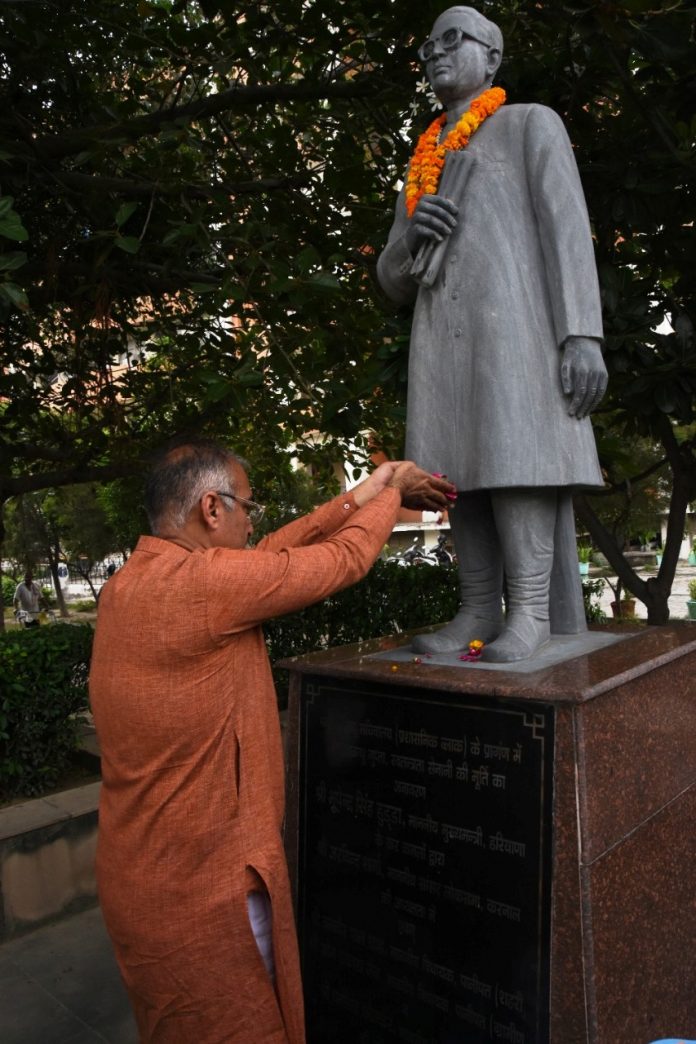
[283,623,696,1044]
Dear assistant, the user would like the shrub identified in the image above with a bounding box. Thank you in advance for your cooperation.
[2,575,17,608]
[0,623,94,798]
[582,577,607,623]
[41,585,56,608]
[267,563,612,703]
[265,560,460,707]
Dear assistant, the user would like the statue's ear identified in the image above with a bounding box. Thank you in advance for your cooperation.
[487,47,502,79]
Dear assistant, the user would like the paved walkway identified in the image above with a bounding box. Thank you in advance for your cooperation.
[0,906,136,1043]
[592,560,695,620]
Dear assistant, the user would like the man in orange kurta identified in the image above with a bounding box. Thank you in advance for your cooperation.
[90,439,453,1043]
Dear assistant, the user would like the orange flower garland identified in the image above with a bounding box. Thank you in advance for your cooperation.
[405,86,506,217]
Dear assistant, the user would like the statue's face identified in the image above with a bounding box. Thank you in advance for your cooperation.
[424,10,495,103]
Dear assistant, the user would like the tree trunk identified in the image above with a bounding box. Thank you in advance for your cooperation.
[576,418,696,627]
[47,554,69,618]
[72,560,100,602]
[0,499,6,632]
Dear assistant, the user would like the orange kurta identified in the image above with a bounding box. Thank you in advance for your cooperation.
[89,488,400,1043]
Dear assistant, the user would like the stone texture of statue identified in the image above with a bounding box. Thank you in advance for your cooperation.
[377,5,608,662]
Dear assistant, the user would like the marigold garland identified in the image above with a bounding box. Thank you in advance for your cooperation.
[405,86,506,217]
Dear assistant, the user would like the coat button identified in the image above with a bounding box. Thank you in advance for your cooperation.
[454,328,462,337]
[451,291,459,300]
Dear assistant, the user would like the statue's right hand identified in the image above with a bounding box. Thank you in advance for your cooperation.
[405,194,458,257]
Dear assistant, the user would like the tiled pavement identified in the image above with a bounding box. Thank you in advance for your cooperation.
[593,561,695,620]
[0,906,136,1044]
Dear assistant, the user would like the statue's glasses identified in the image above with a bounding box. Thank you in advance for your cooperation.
[216,491,265,525]
[417,27,488,63]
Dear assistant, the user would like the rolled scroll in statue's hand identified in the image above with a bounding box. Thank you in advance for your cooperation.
[409,151,475,288]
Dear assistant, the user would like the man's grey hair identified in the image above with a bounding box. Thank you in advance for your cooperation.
[144,438,248,535]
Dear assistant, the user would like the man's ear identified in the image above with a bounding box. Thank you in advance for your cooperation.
[200,492,219,528]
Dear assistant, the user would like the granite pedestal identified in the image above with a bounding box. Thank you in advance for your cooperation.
[283,624,696,1044]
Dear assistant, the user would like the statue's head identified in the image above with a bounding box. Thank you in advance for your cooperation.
[419,7,503,104]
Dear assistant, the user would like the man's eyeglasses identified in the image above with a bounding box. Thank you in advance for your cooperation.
[216,491,265,525]
[418,27,487,63]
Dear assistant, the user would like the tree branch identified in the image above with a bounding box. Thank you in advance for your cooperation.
[589,453,668,496]
[574,493,648,602]
[30,78,379,164]
[602,40,696,176]
[3,460,141,500]
[28,170,313,199]
[25,259,227,301]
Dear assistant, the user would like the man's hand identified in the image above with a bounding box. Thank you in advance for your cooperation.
[405,194,458,257]
[561,337,608,419]
[389,462,456,511]
[353,461,455,511]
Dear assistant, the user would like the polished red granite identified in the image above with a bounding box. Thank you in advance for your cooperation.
[283,623,696,1044]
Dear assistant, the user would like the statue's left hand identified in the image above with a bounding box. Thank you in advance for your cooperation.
[560,337,608,419]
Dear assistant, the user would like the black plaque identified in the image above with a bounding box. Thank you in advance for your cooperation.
[297,675,554,1044]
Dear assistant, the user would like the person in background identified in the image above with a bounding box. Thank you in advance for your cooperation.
[89,437,454,1044]
[13,570,46,627]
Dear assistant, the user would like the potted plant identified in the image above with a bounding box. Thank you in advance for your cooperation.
[605,576,637,620]
[687,579,696,621]
[611,596,637,620]
[577,543,593,576]
[688,540,696,567]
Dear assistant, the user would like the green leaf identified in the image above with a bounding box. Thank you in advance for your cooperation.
[114,235,141,254]
[237,370,263,387]
[654,385,676,413]
[310,272,340,290]
[115,202,139,227]
[0,251,27,272]
[0,213,28,242]
[0,281,29,311]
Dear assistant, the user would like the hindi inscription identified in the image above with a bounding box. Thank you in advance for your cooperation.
[297,676,554,1044]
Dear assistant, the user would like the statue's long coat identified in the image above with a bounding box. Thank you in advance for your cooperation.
[377,103,604,492]
[90,489,401,1044]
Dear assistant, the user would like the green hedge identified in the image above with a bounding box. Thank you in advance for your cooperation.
[266,564,608,705]
[0,563,606,796]
[582,577,607,623]
[265,560,459,707]
[2,575,16,608]
[0,623,94,798]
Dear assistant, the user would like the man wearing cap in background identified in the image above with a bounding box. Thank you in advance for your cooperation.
[378,6,608,662]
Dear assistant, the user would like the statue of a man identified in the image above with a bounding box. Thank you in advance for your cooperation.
[377,6,607,662]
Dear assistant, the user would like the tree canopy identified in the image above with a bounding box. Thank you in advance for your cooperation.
[0,0,694,620]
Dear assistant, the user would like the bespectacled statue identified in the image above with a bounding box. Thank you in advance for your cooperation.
[377,6,608,662]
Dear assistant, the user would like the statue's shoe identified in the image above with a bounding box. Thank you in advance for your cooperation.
[411,611,503,654]
[480,615,550,663]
